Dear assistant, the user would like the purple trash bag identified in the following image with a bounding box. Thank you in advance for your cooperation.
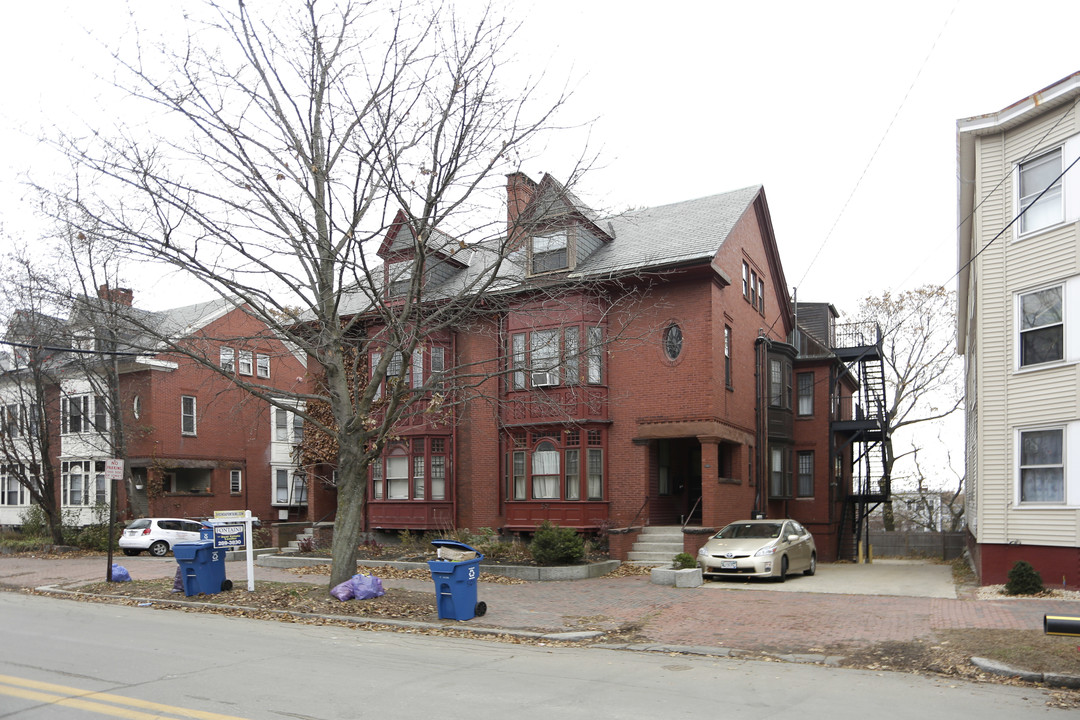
[351,573,385,600]
[110,564,132,582]
[330,579,355,601]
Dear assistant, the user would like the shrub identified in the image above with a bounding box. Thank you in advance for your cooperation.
[672,552,697,570]
[528,521,584,566]
[18,506,50,538]
[1004,560,1044,596]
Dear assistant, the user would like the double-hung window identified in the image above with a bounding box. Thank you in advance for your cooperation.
[181,396,197,435]
[388,261,414,298]
[797,373,814,416]
[530,330,559,387]
[1,465,27,506]
[371,437,450,501]
[724,326,733,389]
[1019,286,1063,367]
[256,353,270,378]
[1018,148,1063,235]
[230,469,242,494]
[1018,428,1064,503]
[220,347,235,372]
[62,395,106,434]
[62,460,107,506]
[238,350,253,376]
[531,231,569,274]
[797,450,814,497]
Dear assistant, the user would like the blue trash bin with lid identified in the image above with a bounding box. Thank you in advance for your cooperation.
[428,540,487,621]
[173,540,231,596]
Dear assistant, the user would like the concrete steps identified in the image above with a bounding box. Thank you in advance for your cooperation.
[626,526,684,566]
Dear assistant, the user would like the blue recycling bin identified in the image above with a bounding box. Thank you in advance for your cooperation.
[428,540,487,621]
[173,540,230,596]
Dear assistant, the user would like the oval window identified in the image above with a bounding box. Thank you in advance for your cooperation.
[663,323,683,360]
[132,395,141,419]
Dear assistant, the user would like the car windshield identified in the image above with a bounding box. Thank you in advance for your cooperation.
[716,523,782,540]
[126,519,151,530]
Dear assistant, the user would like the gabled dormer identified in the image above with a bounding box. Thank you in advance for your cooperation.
[506,173,613,278]
[378,210,468,299]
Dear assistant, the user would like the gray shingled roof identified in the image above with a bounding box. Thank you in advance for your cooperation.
[335,184,762,315]
[572,185,761,278]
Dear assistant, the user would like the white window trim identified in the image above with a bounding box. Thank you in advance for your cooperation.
[220,346,235,372]
[256,353,270,379]
[1015,146,1066,238]
[1014,423,1080,508]
[230,469,242,494]
[1015,276,1080,372]
[238,350,253,376]
[181,396,197,436]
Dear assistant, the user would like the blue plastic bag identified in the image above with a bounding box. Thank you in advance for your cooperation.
[110,564,132,582]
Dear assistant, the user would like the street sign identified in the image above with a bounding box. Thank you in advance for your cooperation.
[104,459,124,481]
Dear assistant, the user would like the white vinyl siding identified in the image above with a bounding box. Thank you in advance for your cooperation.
[964,106,1080,548]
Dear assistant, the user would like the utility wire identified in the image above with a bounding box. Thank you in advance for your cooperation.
[795,1,957,290]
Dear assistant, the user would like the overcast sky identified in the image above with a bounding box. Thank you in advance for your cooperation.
[2,0,1079,316]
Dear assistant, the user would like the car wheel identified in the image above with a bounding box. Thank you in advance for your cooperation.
[148,541,169,557]
[804,553,817,576]
[777,556,788,583]
[122,549,140,557]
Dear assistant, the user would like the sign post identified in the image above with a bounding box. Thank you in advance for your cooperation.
[104,459,125,581]
[214,510,256,591]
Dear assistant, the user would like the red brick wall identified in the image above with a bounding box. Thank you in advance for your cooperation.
[974,541,1080,590]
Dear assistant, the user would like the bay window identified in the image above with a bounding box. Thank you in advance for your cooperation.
[62,460,107,506]
[505,428,605,501]
[509,325,603,390]
[370,436,451,501]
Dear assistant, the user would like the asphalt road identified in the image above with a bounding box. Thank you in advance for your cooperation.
[0,592,1065,720]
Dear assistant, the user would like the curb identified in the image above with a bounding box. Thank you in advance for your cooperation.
[255,555,621,581]
[33,584,603,643]
[970,657,1080,690]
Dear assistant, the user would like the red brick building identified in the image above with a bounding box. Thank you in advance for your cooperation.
[309,173,881,560]
[0,288,310,530]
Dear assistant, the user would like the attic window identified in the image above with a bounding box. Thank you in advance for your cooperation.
[531,231,569,274]
[388,261,413,298]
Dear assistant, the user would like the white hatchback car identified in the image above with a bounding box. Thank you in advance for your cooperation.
[119,518,206,557]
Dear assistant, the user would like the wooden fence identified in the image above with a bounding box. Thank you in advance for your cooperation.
[867,531,966,561]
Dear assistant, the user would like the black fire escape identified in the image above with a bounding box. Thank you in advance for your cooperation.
[831,322,891,561]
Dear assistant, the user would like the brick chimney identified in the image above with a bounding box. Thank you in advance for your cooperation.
[98,285,134,306]
[506,172,537,248]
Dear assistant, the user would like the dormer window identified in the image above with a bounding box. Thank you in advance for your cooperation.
[531,231,569,274]
[388,261,414,298]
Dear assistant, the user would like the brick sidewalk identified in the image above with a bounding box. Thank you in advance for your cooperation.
[5,555,1079,654]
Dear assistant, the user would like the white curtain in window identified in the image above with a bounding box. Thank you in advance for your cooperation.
[532,442,560,499]
[387,456,409,499]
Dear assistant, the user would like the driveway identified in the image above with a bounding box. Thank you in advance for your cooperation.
[701,559,958,598]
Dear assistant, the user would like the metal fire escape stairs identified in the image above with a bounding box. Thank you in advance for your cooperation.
[830,323,891,561]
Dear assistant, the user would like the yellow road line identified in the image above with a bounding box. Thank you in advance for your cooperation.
[0,674,251,720]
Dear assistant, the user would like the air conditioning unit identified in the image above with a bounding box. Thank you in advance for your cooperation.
[531,370,558,387]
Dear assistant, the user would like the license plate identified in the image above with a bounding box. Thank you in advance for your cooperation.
[719,560,737,570]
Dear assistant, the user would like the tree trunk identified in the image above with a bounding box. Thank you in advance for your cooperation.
[328,440,368,589]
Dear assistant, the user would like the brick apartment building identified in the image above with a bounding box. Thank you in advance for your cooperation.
[300,173,881,561]
[0,288,310,530]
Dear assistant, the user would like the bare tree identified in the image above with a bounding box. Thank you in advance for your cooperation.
[37,1,587,587]
[0,253,68,543]
[852,285,963,530]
